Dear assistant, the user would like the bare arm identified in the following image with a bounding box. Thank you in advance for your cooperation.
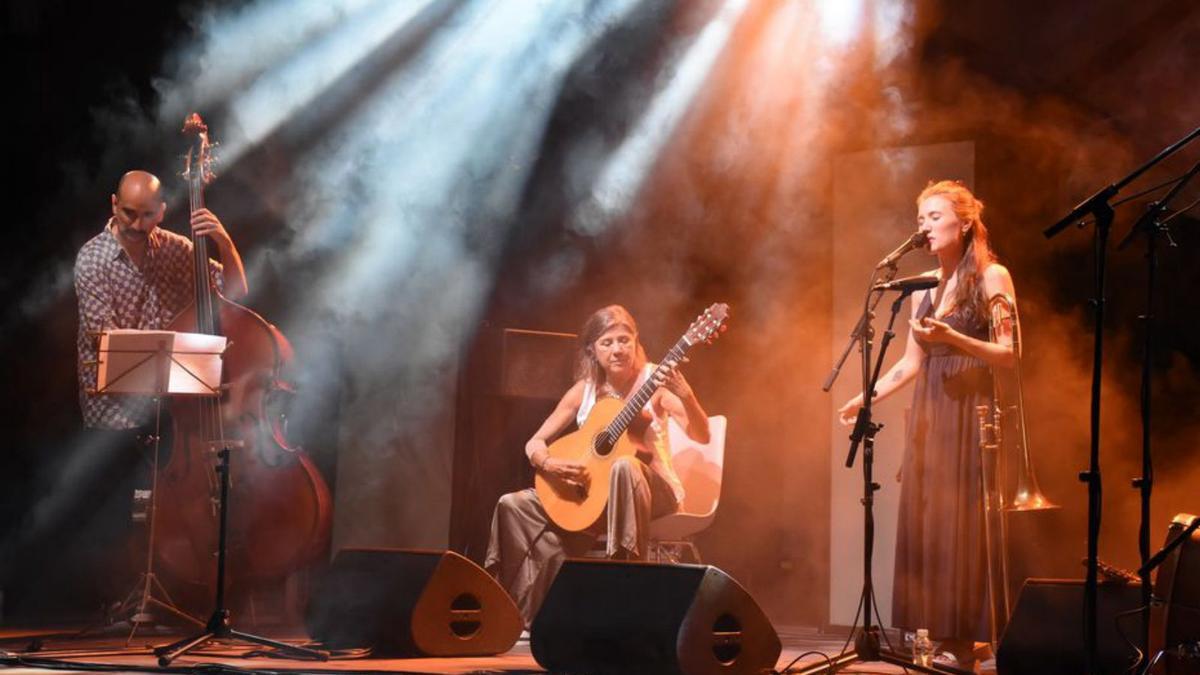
[192,208,248,301]
[526,380,586,477]
[910,264,1016,369]
[651,359,710,443]
[837,289,928,424]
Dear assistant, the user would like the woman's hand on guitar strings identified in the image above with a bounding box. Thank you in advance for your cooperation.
[652,357,694,400]
[543,457,590,487]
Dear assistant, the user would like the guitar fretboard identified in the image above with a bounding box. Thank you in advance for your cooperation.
[603,339,690,441]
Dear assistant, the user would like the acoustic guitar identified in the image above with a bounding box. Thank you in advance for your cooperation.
[535,303,729,532]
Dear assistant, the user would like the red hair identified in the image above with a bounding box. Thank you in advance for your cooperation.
[917,180,997,324]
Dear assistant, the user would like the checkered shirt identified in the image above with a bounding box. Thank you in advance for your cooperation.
[75,220,223,429]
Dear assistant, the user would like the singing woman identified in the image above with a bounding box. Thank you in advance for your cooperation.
[838,180,1016,667]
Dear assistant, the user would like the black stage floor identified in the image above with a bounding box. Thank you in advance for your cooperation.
[0,624,997,674]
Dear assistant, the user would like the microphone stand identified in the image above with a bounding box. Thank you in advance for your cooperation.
[803,278,970,675]
[823,265,899,392]
[1043,124,1200,675]
[1116,158,1200,667]
[152,443,327,666]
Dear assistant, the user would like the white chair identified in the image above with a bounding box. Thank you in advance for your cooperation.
[648,415,727,563]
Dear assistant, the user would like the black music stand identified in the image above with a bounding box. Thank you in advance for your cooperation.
[92,329,227,642]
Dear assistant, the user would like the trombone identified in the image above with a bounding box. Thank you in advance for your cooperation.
[977,292,1058,648]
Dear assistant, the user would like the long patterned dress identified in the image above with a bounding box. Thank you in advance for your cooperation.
[892,291,993,642]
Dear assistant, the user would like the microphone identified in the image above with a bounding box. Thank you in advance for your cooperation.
[875,231,928,269]
[872,275,939,293]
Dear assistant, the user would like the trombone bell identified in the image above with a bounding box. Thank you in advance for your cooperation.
[986,294,1059,513]
[978,293,1060,648]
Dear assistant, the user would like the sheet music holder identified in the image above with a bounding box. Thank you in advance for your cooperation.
[94,329,226,396]
[88,329,225,641]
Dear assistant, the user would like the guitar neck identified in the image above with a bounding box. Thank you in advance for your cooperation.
[604,339,690,439]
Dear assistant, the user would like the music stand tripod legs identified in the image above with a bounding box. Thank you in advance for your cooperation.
[113,399,205,642]
[91,333,211,640]
[153,443,326,666]
[799,291,971,675]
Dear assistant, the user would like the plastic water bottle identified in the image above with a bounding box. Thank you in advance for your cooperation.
[913,628,934,667]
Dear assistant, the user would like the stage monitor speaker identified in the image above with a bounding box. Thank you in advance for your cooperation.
[305,548,522,657]
[530,560,781,675]
[996,578,1142,675]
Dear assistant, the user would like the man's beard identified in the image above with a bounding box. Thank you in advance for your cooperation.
[120,227,148,241]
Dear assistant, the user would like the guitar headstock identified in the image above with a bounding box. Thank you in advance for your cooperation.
[683,303,730,347]
[181,112,216,185]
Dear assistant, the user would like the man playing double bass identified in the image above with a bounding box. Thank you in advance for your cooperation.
[25,169,250,611]
[76,169,247,429]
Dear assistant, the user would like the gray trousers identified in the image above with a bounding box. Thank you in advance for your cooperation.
[484,457,677,626]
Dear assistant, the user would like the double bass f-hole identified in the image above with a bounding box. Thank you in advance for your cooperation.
[264,379,303,458]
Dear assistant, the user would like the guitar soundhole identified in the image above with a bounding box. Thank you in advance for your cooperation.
[592,430,614,457]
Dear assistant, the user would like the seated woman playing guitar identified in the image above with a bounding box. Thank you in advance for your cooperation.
[485,304,710,627]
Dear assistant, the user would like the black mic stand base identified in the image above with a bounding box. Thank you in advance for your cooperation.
[154,609,325,666]
[787,627,974,675]
[151,445,327,667]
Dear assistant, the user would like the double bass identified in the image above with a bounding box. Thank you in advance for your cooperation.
[156,114,331,599]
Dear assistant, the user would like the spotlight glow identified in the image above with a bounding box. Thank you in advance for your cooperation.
[817,0,864,46]
[573,0,751,235]
[159,0,383,124]
[287,0,645,317]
